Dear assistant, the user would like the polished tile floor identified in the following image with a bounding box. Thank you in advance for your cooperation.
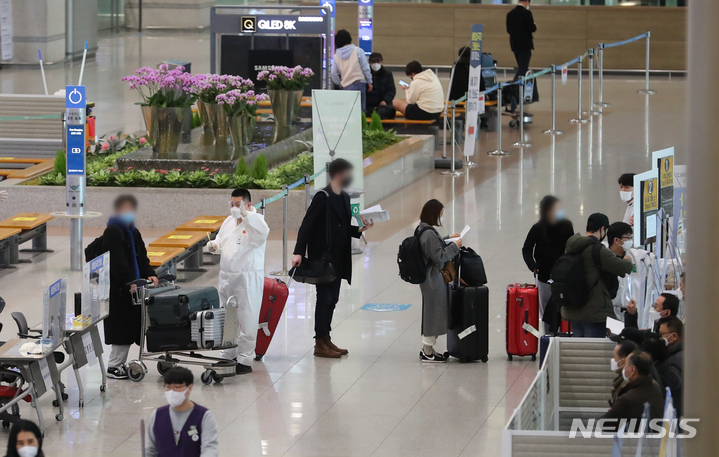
[0,31,687,457]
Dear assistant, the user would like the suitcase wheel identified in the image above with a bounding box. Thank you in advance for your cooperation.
[507,354,513,361]
[481,356,488,363]
[200,371,215,385]
[255,354,264,361]
[531,354,536,362]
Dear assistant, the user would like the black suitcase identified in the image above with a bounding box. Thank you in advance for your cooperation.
[146,324,197,352]
[447,284,489,363]
[147,287,220,327]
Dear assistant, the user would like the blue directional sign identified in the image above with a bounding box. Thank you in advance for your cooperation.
[319,0,335,17]
[358,0,373,56]
[65,85,86,109]
[66,125,85,175]
[361,303,412,312]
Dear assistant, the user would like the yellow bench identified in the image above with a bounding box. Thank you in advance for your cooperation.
[146,247,186,277]
[175,216,226,233]
[149,231,210,275]
[0,212,54,263]
[0,228,21,267]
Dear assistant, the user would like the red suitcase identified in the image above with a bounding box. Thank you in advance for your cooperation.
[506,283,540,361]
[255,277,289,360]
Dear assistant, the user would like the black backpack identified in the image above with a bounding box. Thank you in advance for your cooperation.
[85,236,106,262]
[397,226,435,284]
[550,242,602,309]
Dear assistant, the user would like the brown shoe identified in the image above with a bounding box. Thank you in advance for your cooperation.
[326,337,348,355]
[314,337,342,358]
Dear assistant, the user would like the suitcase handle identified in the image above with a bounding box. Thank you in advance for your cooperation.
[524,309,529,334]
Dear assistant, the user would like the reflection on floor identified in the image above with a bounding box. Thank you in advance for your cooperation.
[0,31,687,457]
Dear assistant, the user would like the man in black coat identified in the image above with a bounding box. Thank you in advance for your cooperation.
[292,159,373,358]
[657,317,684,417]
[365,52,396,117]
[102,195,157,379]
[506,0,537,81]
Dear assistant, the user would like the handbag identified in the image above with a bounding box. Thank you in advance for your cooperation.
[288,190,338,285]
[439,260,456,284]
[454,246,487,286]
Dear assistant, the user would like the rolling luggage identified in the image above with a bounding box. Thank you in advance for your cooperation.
[147,287,220,327]
[255,277,289,360]
[146,324,195,352]
[447,283,489,363]
[506,283,539,361]
[190,309,226,349]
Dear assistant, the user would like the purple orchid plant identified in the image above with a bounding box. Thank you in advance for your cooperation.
[257,65,315,91]
[187,74,255,104]
[216,89,270,118]
[121,64,196,108]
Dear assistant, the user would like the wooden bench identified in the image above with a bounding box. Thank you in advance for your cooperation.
[149,231,210,273]
[0,213,54,263]
[0,228,21,268]
[175,216,226,233]
[0,95,65,158]
[146,247,186,278]
[0,158,55,179]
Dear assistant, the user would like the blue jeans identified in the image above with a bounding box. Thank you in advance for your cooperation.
[571,321,607,338]
[343,81,367,112]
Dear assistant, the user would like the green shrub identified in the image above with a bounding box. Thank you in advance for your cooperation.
[115,170,141,186]
[138,170,162,186]
[54,150,66,176]
[236,156,248,176]
[254,177,282,190]
[369,110,384,132]
[362,128,400,158]
[251,154,268,180]
[210,173,233,188]
[187,170,210,188]
[39,172,65,186]
[164,170,187,188]
[263,152,313,187]
[89,169,113,186]
[231,174,253,188]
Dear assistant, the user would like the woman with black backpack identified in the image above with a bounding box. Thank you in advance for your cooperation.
[416,199,461,363]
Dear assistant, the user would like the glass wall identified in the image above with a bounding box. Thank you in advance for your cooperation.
[98,0,125,31]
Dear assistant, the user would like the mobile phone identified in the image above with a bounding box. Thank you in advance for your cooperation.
[399,80,409,88]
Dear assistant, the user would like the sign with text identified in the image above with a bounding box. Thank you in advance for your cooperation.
[357,0,373,56]
[0,0,12,61]
[312,90,364,204]
[561,65,567,85]
[42,279,66,348]
[634,170,658,247]
[652,147,675,220]
[462,24,484,157]
[672,165,686,252]
[82,332,97,366]
[239,14,328,35]
[361,303,412,312]
[82,252,110,323]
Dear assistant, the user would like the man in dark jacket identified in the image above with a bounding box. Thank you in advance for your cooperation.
[657,317,684,417]
[292,159,373,358]
[624,292,680,332]
[561,213,634,337]
[102,195,158,379]
[506,0,537,81]
[602,350,665,431]
[365,52,396,117]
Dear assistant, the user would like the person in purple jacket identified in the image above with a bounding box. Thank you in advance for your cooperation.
[145,367,219,457]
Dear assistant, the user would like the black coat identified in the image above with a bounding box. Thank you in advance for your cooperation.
[293,185,361,284]
[506,5,537,52]
[522,220,574,283]
[366,66,396,110]
[656,341,683,417]
[602,376,665,430]
[102,224,155,345]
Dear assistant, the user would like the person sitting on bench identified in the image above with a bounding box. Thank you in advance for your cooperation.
[393,61,444,121]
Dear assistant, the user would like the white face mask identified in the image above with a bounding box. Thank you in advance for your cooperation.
[610,358,620,372]
[621,238,633,251]
[370,63,382,72]
[647,308,662,322]
[438,216,443,226]
[620,191,633,203]
[231,207,243,219]
[621,366,630,382]
[17,447,38,457]
[165,389,188,408]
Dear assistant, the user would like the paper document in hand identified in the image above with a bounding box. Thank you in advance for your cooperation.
[446,225,471,243]
[606,317,625,335]
[355,204,390,226]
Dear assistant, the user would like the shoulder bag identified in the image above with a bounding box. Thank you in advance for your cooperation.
[289,190,338,285]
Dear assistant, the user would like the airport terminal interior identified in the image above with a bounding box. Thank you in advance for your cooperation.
[0,1,715,456]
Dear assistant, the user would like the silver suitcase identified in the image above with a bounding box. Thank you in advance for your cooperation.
[190,309,225,349]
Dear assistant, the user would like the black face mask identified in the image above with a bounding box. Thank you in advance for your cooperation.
[599,229,607,242]
[341,176,353,189]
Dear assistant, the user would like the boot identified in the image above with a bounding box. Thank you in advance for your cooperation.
[326,336,348,355]
[314,337,342,358]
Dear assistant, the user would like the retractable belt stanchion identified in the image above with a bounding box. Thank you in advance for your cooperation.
[543,65,564,135]
[304,173,311,209]
[487,85,510,156]
[269,185,289,277]
[570,53,590,124]
[638,31,656,94]
[441,99,465,176]
[602,32,653,95]
[595,43,611,108]
[513,78,531,148]
[584,49,601,116]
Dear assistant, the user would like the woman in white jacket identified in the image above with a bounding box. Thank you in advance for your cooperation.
[393,61,444,121]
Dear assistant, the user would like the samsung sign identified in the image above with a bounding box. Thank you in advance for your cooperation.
[240,14,328,34]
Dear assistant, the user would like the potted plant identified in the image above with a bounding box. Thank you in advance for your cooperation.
[257,65,314,130]
[216,89,269,149]
[188,74,253,147]
[122,64,195,155]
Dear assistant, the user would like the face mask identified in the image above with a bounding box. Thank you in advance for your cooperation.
[610,358,620,372]
[231,207,243,219]
[599,229,607,242]
[438,216,444,226]
[370,63,382,72]
[647,308,662,322]
[165,389,188,408]
[119,211,135,225]
[554,209,565,222]
[341,176,353,189]
[620,191,633,203]
[17,447,38,457]
[676,289,683,300]
[621,366,630,383]
[621,238,633,251]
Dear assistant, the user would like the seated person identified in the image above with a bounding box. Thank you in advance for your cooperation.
[365,52,396,117]
[146,367,219,457]
[393,61,444,121]
[609,339,638,407]
[657,317,684,417]
[448,47,486,102]
[625,293,680,332]
[601,350,665,430]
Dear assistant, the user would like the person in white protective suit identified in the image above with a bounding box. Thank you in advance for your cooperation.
[208,188,270,374]
[607,222,651,322]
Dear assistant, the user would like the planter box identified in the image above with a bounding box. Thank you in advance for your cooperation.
[0,135,434,231]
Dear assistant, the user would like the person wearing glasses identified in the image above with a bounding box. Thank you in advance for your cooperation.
[208,188,270,374]
[146,367,219,457]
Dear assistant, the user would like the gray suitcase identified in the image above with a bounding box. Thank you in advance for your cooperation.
[190,309,225,349]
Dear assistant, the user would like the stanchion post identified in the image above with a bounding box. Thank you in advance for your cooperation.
[543,65,564,135]
[303,173,311,209]
[584,49,601,116]
[570,58,589,124]
[638,31,656,94]
[442,105,448,159]
[441,100,464,176]
[259,198,266,216]
[596,43,610,108]
[513,78,531,148]
[270,185,289,276]
[487,86,510,156]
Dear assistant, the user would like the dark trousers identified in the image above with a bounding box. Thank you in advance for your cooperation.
[571,321,607,338]
[513,49,532,81]
[315,277,342,338]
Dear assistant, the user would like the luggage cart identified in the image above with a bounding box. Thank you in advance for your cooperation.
[503,70,539,129]
[126,276,237,385]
